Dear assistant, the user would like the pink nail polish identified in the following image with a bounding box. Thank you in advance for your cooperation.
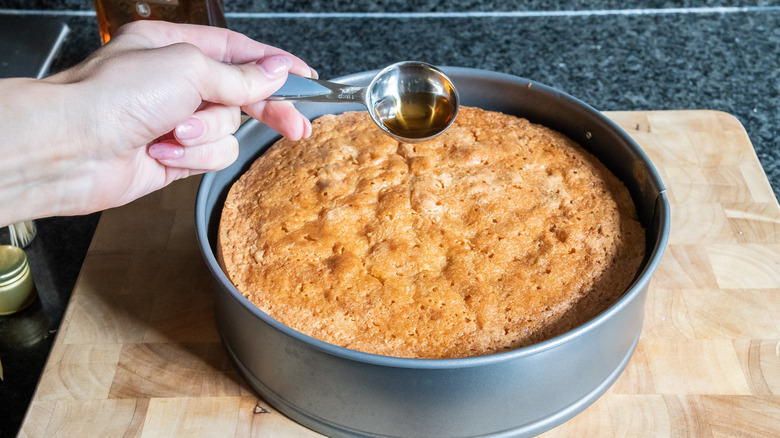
[302,116,312,138]
[257,55,293,79]
[149,143,184,160]
[175,117,204,141]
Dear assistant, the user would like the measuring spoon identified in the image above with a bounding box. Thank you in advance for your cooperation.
[267,61,459,143]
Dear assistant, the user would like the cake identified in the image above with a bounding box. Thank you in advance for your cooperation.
[218,107,646,359]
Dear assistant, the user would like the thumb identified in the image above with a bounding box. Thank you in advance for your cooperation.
[199,54,293,106]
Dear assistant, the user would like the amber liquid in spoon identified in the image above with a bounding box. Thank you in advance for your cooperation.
[380,92,457,140]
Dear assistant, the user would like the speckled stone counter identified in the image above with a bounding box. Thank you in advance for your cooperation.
[0,2,778,437]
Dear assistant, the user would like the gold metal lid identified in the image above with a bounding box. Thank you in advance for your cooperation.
[0,245,36,315]
[0,245,28,286]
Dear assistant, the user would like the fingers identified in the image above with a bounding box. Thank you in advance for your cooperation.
[115,20,316,79]
[243,100,312,140]
[148,98,313,170]
[173,104,241,146]
[148,103,241,170]
[194,54,314,140]
[198,51,312,139]
[148,135,239,172]
[71,20,318,148]
[196,53,295,106]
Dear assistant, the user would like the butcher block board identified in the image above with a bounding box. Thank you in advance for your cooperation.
[17,110,780,437]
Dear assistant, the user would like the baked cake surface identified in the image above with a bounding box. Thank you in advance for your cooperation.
[218,107,645,359]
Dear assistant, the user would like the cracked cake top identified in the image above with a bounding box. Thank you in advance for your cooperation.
[218,107,645,359]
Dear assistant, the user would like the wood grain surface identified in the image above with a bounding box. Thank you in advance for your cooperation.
[18,110,780,437]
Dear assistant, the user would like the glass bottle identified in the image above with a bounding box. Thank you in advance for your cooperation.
[93,0,226,44]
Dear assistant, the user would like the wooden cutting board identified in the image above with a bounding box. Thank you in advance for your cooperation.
[17,110,780,437]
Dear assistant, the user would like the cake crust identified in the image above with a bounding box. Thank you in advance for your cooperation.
[219,107,645,359]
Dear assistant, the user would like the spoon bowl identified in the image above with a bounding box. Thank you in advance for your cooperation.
[268,61,459,143]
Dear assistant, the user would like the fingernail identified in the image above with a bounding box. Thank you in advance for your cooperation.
[302,116,312,138]
[175,117,205,140]
[149,143,184,160]
[257,55,293,79]
[309,68,319,79]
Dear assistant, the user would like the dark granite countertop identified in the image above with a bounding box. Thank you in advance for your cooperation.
[0,1,778,436]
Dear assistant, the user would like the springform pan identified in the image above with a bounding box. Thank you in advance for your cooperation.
[195,67,670,437]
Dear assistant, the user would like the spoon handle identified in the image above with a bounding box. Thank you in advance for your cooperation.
[267,76,366,104]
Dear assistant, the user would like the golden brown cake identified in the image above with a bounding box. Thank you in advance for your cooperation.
[218,107,645,359]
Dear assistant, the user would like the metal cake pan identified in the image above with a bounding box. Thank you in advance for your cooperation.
[195,67,670,437]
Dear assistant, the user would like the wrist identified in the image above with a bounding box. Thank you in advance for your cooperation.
[0,78,93,225]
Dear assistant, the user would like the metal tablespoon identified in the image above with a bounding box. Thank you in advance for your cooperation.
[267,61,460,143]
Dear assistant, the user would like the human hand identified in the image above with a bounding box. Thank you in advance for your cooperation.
[0,21,316,225]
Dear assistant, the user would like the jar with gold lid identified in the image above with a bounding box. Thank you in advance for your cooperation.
[0,245,37,315]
